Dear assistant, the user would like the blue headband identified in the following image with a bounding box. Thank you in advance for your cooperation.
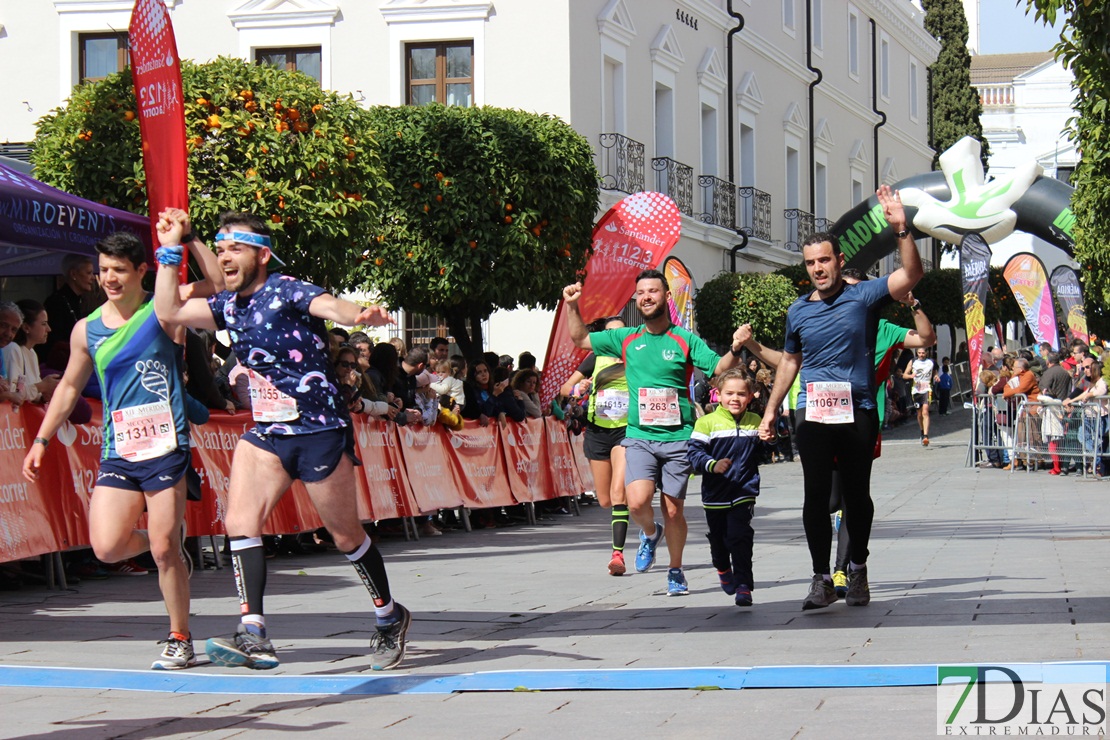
[215,231,272,248]
[215,230,285,266]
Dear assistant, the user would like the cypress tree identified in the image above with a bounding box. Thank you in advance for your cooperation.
[922,0,988,169]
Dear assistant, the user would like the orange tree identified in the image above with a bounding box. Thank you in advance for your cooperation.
[31,56,387,290]
[694,271,797,350]
[359,104,598,359]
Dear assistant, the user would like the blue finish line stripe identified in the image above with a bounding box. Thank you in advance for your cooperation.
[1,662,1107,696]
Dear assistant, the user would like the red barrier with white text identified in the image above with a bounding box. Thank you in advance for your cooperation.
[394,423,465,513]
[544,417,585,498]
[501,418,554,503]
[350,418,417,521]
[442,421,517,509]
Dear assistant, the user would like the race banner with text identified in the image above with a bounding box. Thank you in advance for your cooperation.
[129,0,188,264]
[0,406,67,562]
[663,256,697,332]
[395,423,465,514]
[960,233,991,379]
[501,417,553,503]
[539,192,683,407]
[350,418,417,521]
[544,417,585,498]
[1049,265,1088,345]
[442,421,516,509]
[1003,252,1059,350]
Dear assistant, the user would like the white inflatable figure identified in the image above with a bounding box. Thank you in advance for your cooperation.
[899,136,1042,245]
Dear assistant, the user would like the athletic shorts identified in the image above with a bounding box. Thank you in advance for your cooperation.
[244,426,359,483]
[913,392,930,409]
[583,424,626,461]
[622,437,692,499]
[97,448,191,492]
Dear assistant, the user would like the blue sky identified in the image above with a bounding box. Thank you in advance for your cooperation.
[976,0,1065,54]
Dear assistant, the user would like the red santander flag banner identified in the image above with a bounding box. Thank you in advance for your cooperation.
[540,192,682,406]
[129,0,188,264]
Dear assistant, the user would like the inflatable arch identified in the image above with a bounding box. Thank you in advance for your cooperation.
[828,137,1076,270]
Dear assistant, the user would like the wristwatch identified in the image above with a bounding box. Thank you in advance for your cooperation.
[895,229,910,239]
[730,345,743,357]
[912,300,922,312]
[182,231,196,244]
[33,437,49,448]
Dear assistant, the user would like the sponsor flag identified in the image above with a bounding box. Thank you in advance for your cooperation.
[128,0,188,267]
[959,233,991,382]
[663,256,697,332]
[1003,252,1059,350]
[539,192,682,407]
[1049,265,1088,345]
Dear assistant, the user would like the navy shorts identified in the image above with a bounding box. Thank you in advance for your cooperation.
[97,448,191,492]
[243,426,358,483]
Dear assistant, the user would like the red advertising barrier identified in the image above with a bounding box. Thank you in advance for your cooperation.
[0,403,590,564]
[502,417,554,503]
[545,417,585,498]
[351,419,417,521]
[393,422,464,514]
[442,421,517,509]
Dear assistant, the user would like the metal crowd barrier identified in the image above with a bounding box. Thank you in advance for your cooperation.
[967,393,1024,468]
[1010,397,1109,478]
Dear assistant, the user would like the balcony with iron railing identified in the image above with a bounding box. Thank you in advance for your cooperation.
[737,187,772,241]
[697,175,737,231]
[597,133,645,194]
[652,156,694,215]
[784,208,815,252]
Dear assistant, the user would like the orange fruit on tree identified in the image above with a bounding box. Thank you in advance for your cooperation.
[286,109,300,121]
[423,204,430,213]
[504,216,512,224]
[245,101,258,112]
[196,98,209,107]
[241,90,254,100]
[123,111,135,121]
[413,182,422,189]
[435,172,444,181]
[346,151,356,161]
[406,251,414,259]
[271,214,281,223]
[294,121,308,133]
[469,240,477,249]
[375,258,384,266]
[435,194,443,202]
[439,267,446,275]
[206,115,221,129]
[311,104,323,114]
[505,203,513,212]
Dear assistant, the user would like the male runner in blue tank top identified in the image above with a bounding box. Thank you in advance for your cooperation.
[757,185,923,611]
[153,210,409,671]
[22,218,224,670]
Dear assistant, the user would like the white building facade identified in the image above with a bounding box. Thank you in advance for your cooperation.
[0,0,939,358]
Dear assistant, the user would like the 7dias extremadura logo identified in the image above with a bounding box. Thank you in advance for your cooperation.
[937,664,1106,735]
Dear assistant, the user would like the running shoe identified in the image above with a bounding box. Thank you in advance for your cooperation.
[832,570,849,597]
[718,569,737,595]
[205,624,279,669]
[151,633,196,670]
[922,436,930,447]
[607,551,626,576]
[846,565,871,606]
[734,585,753,607]
[634,522,664,573]
[370,603,412,671]
[801,574,839,611]
[666,568,688,596]
[105,559,148,576]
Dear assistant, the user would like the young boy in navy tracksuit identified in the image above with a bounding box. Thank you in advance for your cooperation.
[687,368,765,607]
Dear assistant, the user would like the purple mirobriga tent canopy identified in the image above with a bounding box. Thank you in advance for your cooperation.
[0,160,151,276]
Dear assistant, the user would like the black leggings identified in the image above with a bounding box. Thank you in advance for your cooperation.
[796,408,879,574]
[829,471,850,573]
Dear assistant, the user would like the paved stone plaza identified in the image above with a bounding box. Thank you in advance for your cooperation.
[3,409,1108,738]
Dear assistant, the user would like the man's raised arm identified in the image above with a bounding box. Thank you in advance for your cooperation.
[153,211,218,330]
[563,282,592,351]
[877,185,924,301]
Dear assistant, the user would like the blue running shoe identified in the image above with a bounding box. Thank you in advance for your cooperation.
[634,522,664,573]
[667,568,688,596]
[718,569,737,595]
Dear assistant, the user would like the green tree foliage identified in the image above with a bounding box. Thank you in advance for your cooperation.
[695,271,797,349]
[922,0,988,169]
[359,104,599,358]
[1027,1,1110,308]
[31,56,387,289]
[773,262,813,297]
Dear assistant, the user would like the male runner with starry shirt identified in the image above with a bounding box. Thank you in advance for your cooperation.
[153,210,410,671]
